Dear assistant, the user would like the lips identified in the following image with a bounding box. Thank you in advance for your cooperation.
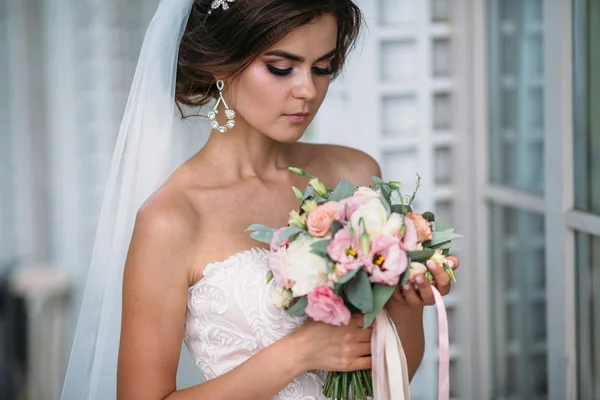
[284,112,311,123]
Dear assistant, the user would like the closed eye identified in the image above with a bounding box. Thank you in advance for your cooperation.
[267,65,293,76]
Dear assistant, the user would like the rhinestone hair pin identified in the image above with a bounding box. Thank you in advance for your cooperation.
[209,0,236,13]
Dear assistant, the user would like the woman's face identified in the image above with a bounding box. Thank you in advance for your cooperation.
[226,14,338,143]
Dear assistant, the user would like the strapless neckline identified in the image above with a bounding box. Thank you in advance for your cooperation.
[188,247,269,291]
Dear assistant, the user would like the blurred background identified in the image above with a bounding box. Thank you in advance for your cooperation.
[0,0,598,399]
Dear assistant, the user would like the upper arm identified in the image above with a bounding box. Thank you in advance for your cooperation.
[117,195,196,400]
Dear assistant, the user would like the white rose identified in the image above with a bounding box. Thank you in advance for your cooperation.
[285,234,330,297]
[408,262,427,281]
[354,186,380,199]
[350,198,389,237]
[380,212,403,237]
[270,287,294,308]
[429,249,447,266]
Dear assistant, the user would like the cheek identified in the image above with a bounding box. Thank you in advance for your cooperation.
[235,66,287,122]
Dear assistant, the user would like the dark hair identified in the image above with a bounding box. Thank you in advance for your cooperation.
[175,0,363,109]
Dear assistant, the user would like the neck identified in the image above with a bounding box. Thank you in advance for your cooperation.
[196,118,297,182]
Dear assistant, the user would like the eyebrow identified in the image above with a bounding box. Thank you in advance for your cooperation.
[263,48,337,63]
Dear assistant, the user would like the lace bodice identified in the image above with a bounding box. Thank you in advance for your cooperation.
[183,248,327,399]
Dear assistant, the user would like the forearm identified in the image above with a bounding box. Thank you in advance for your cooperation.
[385,303,425,380]
[165,334,305,400]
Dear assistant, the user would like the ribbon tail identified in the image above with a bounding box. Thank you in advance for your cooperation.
[371,309,411,400]
[432,287,450,400]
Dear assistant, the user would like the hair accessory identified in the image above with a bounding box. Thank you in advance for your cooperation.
[209,0,235,13]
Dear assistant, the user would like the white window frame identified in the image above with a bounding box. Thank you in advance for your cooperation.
[470,0,581,398]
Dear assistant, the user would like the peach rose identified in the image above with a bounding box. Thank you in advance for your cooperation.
[307,201,341,237]
[407,212,432,243]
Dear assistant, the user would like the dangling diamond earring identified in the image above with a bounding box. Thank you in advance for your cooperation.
[208,80,236,133]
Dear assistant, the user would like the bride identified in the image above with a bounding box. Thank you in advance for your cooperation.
[61,0,459,399]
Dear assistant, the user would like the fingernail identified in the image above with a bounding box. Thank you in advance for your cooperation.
[402,284,411,291]
[447,259,455,268]
[416,276,424,284]
[426,260,438,271]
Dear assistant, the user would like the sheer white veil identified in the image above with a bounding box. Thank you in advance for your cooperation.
[61,0,211,398]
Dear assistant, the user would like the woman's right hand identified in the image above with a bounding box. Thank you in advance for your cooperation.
[292,313,373,372]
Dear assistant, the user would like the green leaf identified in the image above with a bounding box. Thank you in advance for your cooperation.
[431,230,464,246]
[407,249,436,262]
[279,226,305,243]
[301,186,315,201]
[434,217,452,232]
[430,240,453,250]
[391,204,411,215]
[245,224,276,244]
[371,176,384,185]
[329,180,358,201]
[344,270,373,312]
[380,192,392,215]
[399,270,410,286]
[363,283,396,327]
[331,220,343,237]
[338,267,361,285]
[311,239,331,257]
[288,296,308,316]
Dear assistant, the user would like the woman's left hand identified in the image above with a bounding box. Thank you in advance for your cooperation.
[389,256,460,307]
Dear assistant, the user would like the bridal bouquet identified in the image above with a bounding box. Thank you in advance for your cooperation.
[247,168,461,400]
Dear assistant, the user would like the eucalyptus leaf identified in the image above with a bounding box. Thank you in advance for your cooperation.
[407,249,436,262]
[363,284,396,328]
[329,180,358,201]
[301,186,315,201]
[434,217,452,232]
[344,270,373,312]
[371,176,384,185]
[245,224,276,244]
[338,267,361,285]
[288,296,308,316]
[400,270,410,286]
[331,220,343,237]
[279,226,305,243]
[431,230,464,246]
[311,239,331,257]
[380,193,391,215]
[430,240,453,250]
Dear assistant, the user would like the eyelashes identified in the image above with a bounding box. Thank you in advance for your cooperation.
[267,65,332,77]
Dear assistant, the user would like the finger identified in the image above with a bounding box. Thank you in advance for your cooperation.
[350,343,373,358]
[402,281,423,308]
[427,260,451,295]
[391,285,408,304]
[447,256,459,270]
[350,356,372,371]
[350,313,366,328]
[356,327,374,342]
[415,274,435,306]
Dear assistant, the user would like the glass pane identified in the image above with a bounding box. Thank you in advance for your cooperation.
[487,0,545,195]
[574,0,600,214]
[0,5,16,273]
[576,232,600,399]
[489,204,547,397]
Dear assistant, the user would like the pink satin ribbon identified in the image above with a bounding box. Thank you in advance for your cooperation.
[432,286,449,400]
[371,287,450,400]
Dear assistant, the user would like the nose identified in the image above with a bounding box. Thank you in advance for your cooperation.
[292,71,318,101]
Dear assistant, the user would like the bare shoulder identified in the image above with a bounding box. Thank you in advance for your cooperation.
[299,143,382,185]
[127,174,201,285]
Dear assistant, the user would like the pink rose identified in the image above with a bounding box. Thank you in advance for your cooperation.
[307,201,342,237]
[400,216,418,251]
[338,196,367,219]
[305,284,351,326]
[407,212,432,243]
[268,249,295,289]
[327,226,366,271]
[366,235,408,286]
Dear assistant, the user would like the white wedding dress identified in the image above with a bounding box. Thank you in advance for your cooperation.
[183,247,328,399]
